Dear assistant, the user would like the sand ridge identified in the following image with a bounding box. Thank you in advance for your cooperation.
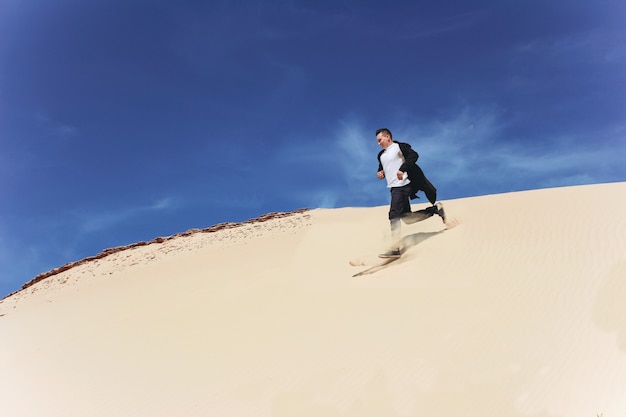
[0,209,311,308]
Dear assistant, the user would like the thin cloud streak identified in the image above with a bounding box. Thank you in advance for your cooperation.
[76,197,178,233]
[281,107,625,210]
[395,10,489,40]
[329,108,626,203]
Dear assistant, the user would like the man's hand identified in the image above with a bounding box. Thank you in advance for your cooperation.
[396,171,405,180]
[377,170,385,179]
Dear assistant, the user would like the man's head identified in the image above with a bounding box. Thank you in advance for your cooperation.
[376,128,393,149]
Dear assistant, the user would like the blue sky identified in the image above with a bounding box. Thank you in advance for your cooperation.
[1,0,625,296]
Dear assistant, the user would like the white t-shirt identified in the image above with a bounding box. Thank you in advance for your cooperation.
[380,142,410,188]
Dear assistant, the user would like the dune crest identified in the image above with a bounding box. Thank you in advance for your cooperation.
[1,209,310,302]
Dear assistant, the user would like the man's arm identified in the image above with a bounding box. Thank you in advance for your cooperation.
[398,142,419,172]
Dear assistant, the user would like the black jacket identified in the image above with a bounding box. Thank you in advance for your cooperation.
[377,141,437,204]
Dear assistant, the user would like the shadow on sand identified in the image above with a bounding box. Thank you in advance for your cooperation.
[352,229,446,277]
[400,229,446,252]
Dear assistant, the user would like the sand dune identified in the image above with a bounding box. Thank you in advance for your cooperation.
[1,182,625,417]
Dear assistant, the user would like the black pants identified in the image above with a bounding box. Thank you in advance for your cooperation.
[389,184,413,221]
[389,184,437,244]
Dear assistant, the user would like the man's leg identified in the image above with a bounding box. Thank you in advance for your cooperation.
[380,216,402,258]
[401,205,438,224]
[380,185,411,258]
[390,217,402,248]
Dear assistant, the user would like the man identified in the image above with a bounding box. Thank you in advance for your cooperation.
[376,128,446,258]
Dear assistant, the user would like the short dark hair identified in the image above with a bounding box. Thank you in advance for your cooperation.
[376,128,392,138]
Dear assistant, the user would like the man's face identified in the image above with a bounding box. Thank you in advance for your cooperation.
[376,133,393,149]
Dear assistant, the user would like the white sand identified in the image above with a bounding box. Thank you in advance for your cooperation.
[1,182,625,417]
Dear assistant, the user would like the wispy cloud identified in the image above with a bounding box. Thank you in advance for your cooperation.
[266,106,625,212]
[77,197,178,233]
[511,28,626,75]
[34,112,79,141]
[333,119,388,205]
[328,108,626,203]
[425,109,625,196]
[336,119,375,182]
[394,10,489,40]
